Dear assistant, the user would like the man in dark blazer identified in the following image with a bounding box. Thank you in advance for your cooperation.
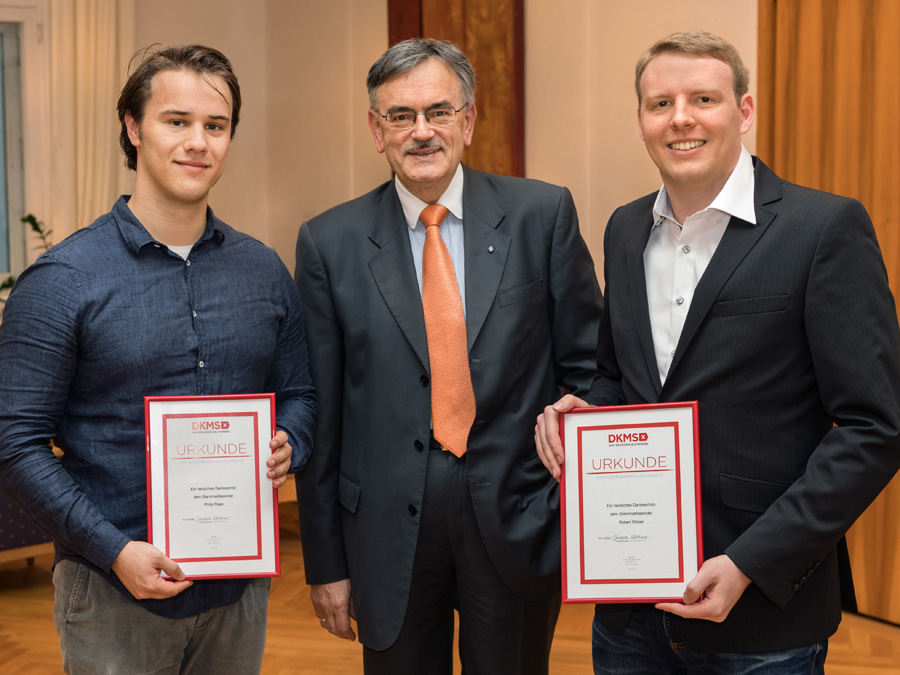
[294,38,602,674]
[535,31,900,674]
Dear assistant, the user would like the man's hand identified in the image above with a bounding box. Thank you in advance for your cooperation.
[267,430,292,489]
[311,579,357,641]
[535,394,589,481]
[655,555,751,622]
[111,541,193,600]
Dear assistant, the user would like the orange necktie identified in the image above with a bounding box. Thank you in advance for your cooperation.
[420,204,476,457]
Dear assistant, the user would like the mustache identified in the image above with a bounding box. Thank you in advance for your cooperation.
[403,139,445,155]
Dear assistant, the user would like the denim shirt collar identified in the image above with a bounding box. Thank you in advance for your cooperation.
[111,195,226,255]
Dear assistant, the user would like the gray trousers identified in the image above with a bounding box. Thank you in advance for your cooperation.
[53,560,270,675]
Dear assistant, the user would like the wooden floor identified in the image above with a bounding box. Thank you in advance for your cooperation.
[1,503,898,674]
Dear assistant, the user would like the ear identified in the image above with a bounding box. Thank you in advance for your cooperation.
[125,112,142,149]
[368,110,386,154]
[637,106,645,142]
[739,93,754,135]
[462,103,477,146]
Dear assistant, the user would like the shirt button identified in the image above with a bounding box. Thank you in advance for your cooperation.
[420,375,429,387]
[192,311,197,318]
[676,297,684,305]
[682,245,691,254]
[199,361,205,368]
[407,505,418,516]
[186,260,191,267]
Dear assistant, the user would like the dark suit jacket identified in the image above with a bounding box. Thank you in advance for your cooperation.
[295,165,602,650]
[588,157,900,653]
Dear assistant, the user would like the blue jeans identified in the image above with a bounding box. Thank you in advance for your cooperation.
[53,560,270,674]
[592,607,827,674]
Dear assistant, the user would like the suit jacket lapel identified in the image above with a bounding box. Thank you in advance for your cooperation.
[666,158,782,380]
[461,167,510,352]
[368,185,430,370]
[625,209,664,397]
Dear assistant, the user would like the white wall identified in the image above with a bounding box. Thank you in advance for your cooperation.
[133,0,388,269]
[262,0,389,268]
[526,0,759,272]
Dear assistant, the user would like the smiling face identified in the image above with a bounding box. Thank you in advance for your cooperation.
[367,58,476,204]
[125,69,232,211]
[638,52,753,216]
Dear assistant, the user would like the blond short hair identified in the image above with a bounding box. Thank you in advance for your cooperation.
[635,31,749,106]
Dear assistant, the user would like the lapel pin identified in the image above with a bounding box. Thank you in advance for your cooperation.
[488,245,495,253]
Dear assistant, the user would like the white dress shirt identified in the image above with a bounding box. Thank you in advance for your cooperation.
[396,163,467,315]
[644,147,757,384]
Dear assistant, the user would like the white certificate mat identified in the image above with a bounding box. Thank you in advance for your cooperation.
[145,394,280,579]
[560,402,702,603]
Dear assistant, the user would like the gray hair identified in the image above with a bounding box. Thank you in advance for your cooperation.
[635,31,749,106]
[366,38,476,110]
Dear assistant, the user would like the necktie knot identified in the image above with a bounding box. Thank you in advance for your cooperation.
[420,204,450,230]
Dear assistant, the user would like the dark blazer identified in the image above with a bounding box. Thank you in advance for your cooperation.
[295,165,602,650]
[589,157,900,653]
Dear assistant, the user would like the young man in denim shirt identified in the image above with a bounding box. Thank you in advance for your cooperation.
[0,45,316,673]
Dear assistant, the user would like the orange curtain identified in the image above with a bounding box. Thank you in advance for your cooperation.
[758,0,900,624]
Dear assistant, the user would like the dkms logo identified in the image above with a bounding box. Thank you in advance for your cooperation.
[608,432,648,443]
[192,420,230,430]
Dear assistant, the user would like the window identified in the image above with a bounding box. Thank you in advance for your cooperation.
[0,21,25,279]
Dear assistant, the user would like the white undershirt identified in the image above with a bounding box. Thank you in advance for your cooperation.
[167,244,193,260]
[644,146,757,384]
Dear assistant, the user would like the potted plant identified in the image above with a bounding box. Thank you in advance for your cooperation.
[0,214,52,317]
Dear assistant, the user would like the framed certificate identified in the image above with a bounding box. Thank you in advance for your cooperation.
[145,394,280,579]
[560,402,702,603]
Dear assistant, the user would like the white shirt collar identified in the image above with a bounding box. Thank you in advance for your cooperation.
[395,164,465,230]
[653,146,757,226]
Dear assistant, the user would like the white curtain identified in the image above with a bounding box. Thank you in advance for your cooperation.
[48,0,134,242]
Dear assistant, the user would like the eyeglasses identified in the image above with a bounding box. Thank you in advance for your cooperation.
[374,105,467,130]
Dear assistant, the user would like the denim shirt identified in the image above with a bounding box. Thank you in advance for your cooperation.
[0,196,316,618]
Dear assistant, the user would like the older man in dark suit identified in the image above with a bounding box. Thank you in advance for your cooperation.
[536,30,900,674]
[294,38,602,674]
